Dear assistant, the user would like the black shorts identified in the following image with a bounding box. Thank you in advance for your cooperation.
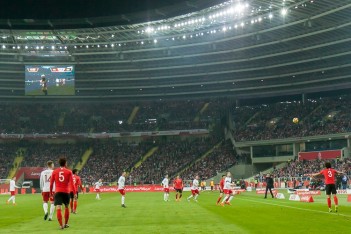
[54,192,70,206]
[70,192,79,199]
[325,184,337,195]
[175,188,182,193]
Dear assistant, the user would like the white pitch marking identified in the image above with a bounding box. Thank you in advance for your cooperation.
[236,197,351,219]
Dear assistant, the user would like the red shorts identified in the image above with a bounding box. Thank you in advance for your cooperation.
[42,192,54,202]
[95,189,100,193]
[119,189,126,196]
[164,188,169,193]
[10,191,15,196]
[223,189,233,195]
[191,189,199,196]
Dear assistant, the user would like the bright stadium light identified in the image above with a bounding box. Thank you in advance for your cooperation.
[111,44,115,47]
[281,8,288,16]
[51,45,55,50]
[25,45,28,49]
[153,39,158,44]
[269,13,273,19]
[2,45,5,49]
[145,26,154,33]
[40,46,44,49]
[36,46,39,49]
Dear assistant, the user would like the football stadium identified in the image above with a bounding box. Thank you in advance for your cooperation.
[0,0,350,233]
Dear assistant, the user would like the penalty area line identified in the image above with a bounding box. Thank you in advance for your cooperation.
[236,197,351,219]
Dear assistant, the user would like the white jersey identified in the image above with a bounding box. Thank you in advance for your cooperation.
[94,181,103,189]
[118,176,125,190]
[191,179,199,190]
[223,176,232,190]
[161,178,169,188]
[40,169,54,192]
[9,180,20,191]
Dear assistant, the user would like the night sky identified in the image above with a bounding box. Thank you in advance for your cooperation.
[0,0,190,19]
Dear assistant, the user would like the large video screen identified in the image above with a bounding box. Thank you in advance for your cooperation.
[25,65,75,96]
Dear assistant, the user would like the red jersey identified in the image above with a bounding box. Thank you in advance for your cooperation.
[70,174,83,192]
[173,178,183,189]
[320,168,337,185]
[219,179,225,190]
[50,167,76,194]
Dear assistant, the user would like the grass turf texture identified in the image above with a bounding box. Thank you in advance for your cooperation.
[0,191,350,234]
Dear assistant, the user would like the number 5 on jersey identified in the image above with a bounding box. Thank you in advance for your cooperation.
[59,171,65,182]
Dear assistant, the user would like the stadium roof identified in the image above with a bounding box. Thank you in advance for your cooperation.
[0,0,350,101]
[0,0,216,29]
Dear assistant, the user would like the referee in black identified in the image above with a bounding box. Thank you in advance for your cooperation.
[264,174,274,198]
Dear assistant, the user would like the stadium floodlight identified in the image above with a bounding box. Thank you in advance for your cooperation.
[17,46,20,49]
[36,46,39,49]
[40,46,44,49]
[25,45,28,49]
[145,26,154,33]
[86,45,89,48]
[269,13,273,19]
[74,46,77,48]
[51,45,55,50]
[235,3,245,13]
[141,41,144,45]
[1,45,5,49]
[64,46,67,49]
[240,22,244,27]
[97,45,100,48]
[281,8,288,16]
[153,39,158,44]
[105,45,108,47]
[111,44,115,47]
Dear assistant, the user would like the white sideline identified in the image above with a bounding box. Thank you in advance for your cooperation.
[236,197,351,219]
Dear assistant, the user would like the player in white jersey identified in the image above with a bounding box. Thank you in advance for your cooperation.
[40,161,55,221]
[6,177,20,205]
[118,172,126,208]
[187,175,200,202]
[161,175,170,201]
[94,179,103,200]
[220,172,234,206]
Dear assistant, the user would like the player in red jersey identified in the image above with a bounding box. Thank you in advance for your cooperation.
[70,169,84,214]
[50,157,76,230]
[306,162,344,212]
[216,175,226,205]
[173,175,184,202]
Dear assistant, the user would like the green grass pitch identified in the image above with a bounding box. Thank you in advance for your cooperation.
[0,191,350,234]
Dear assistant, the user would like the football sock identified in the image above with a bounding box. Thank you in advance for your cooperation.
[334,196,338,206]
[194,195,198,200]
[166,193,169,201]
[122,196,125,205]
[176,194,178,200]
[12,197,15,204]
[57,208,63,227]
[96,194,100,199]
[229,196,234,202]
[164,194,166,201]
[179,194,182,199]
[64,208,69,225]
[70,200,73,210]
[216,196,222,204]
[327,197,331,208]
[49,204,55,218]
[187,195,193,200]
[222,196,229,203]
[73,201,77,211]
[43,203,48,213]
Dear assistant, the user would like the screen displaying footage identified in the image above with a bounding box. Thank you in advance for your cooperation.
[25,65,75,96]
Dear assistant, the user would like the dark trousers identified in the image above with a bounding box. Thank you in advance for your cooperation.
[265,187,274,198]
